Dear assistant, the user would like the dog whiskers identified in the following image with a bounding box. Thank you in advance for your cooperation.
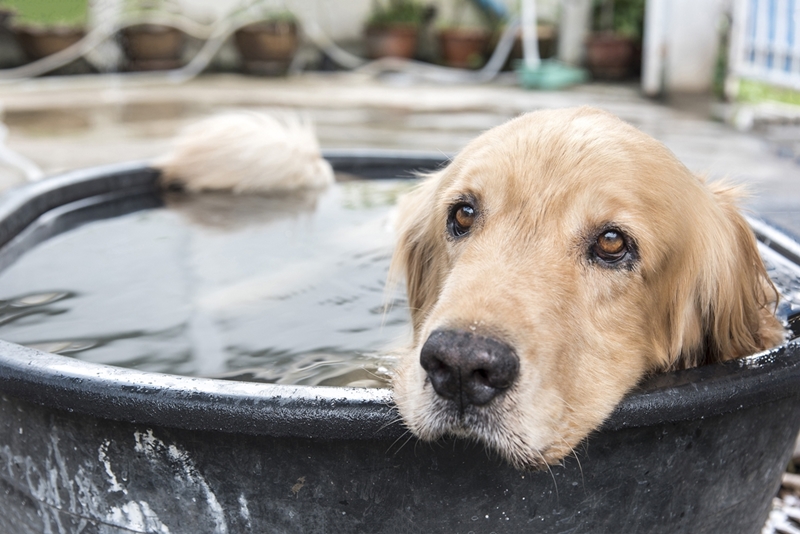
[560,438,585,489]
[385,428,416,456]
[537,449,560,502]
[376,414,406,435]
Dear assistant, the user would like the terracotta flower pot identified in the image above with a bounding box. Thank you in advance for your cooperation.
[0,8,14,29]
[438,27,489,69]
[14,26,84,61]
[234,20,299,75]
[585,32,634,80]
[364,24,418,59]
[120,24,185,71]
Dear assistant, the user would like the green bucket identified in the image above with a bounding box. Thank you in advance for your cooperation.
[516,59,589,90]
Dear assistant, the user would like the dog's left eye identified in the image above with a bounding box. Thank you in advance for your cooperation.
[449,203,476,238]
[592,229,631,264]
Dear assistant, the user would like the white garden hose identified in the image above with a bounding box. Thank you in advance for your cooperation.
[0,122,44,182]
[0,2,521,85]
[355,17,520,84]
[0,13,255,83]
[301,18,365,70]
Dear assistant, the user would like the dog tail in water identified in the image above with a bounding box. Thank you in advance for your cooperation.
[156,111,334,194]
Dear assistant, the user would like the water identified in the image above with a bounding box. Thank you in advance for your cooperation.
[0,180,417,388]
[2,182,800,389]
[762,244,800,339]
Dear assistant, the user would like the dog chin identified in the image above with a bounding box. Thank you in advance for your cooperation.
[406,385,553,470]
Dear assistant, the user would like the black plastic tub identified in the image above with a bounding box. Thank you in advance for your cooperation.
[1,153,800,534]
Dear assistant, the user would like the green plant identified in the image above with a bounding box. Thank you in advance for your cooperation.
[592,0,644,39]
[236,0,297,23]
[712,13,730,100]
[366,0,427,28]
[438,0,498,31]
[1,0,87,28]
[260,10,296,23]
[121,0,181,16]
[737,79,800,106]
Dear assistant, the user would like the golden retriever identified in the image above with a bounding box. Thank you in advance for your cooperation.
[389,106,785,470]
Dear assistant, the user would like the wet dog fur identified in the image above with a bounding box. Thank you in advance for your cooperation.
[157,112,333,194]
[389,107,785,470]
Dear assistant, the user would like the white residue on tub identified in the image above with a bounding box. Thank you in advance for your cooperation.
[167,443,228,534]
[1,430,144,534]
[3,425,230,534]
[98,439,127,494]
[133,428,159,453]
[106,501,171,533]
[238,493,252,529]
[134,429,229,534]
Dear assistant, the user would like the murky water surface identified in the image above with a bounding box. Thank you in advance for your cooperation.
[1,180,800,388]
[0,180,416,388]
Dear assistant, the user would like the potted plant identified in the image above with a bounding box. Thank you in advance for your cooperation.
[5,0,87,63]
[0,4,23,69]
[585,0,644,80]
[436,0,495,69]
[120,0,186,71]
[234,10,299,75]
[364,0,427,59]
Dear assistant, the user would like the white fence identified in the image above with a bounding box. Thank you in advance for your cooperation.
[730,0,800,90]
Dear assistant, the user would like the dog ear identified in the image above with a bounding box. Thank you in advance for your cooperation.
[671,182,785,369]
[389,173,447,340]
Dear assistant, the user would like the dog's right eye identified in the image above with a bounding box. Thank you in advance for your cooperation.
[449,203,476,238]
[590,228,637,267]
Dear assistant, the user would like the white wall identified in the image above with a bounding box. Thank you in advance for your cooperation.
[557,0,591,65]
[642,0,727,94]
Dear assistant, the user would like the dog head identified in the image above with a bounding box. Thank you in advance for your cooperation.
[390,107,784,469]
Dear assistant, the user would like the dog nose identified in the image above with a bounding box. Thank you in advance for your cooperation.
[420,329,519,407]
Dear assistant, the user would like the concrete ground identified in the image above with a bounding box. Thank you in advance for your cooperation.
[1,72,800,232]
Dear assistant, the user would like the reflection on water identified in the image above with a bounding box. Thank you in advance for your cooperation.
[0,180,416,388]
